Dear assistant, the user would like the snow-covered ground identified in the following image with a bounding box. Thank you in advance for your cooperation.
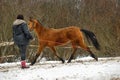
[0,56,120,80]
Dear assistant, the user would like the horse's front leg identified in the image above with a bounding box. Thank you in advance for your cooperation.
[31,45,45,65]
[50,47,65,63]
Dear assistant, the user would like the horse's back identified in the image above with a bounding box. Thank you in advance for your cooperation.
[54,26,83,40]
[50,26,80,33]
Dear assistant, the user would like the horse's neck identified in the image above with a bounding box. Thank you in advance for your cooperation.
[34,23,48,38]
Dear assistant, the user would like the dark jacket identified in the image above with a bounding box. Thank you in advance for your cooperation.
[12,19,33,45]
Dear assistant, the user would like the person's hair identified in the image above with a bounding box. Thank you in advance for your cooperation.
[17,14,24,20]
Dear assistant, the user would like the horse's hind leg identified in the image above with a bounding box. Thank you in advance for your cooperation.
[50,47,65,63]
[87,48,98,61]
[78,40,98,61]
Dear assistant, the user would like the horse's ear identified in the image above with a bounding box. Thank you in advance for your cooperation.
[29,17,33,21]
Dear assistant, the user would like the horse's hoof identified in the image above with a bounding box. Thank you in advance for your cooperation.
[67,60,71,63]
[61,60,65,63]
[95,57,98,61]
[59,58,65,63]
[30,63,33,66]
[90,53,98,61]
[94,55,98,61]
[30,62,35,66]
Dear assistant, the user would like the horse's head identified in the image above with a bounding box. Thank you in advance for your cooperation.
[28,17,38,31]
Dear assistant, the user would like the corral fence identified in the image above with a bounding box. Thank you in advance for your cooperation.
[0,42,94,63]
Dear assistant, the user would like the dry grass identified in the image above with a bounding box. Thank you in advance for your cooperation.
[0,0,120,62]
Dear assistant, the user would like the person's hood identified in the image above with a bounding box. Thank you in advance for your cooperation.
[13,19,26,25]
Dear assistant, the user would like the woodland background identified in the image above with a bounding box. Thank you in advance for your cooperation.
[0,0,120,62]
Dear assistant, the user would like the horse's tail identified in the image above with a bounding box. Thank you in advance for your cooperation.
[80,29,100,50]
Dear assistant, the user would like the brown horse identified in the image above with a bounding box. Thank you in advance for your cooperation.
[28,18,100,65]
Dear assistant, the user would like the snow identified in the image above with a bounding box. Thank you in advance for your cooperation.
[0,56,120,80]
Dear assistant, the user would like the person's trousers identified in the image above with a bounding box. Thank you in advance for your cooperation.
[17,45,27,61]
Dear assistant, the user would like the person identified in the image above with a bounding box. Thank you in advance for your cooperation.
[12,14,33,68]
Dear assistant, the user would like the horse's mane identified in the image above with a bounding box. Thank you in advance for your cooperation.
[37,19,44,27]
[37,19,50,29]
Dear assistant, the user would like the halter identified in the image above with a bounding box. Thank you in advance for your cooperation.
[29,17,35,29]
[29,20,36,30]
[32,21,36,29]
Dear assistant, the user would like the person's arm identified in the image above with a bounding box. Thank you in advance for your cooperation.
[22,23,33,40]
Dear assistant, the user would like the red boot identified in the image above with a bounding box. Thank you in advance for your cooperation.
[21,60,29,69]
